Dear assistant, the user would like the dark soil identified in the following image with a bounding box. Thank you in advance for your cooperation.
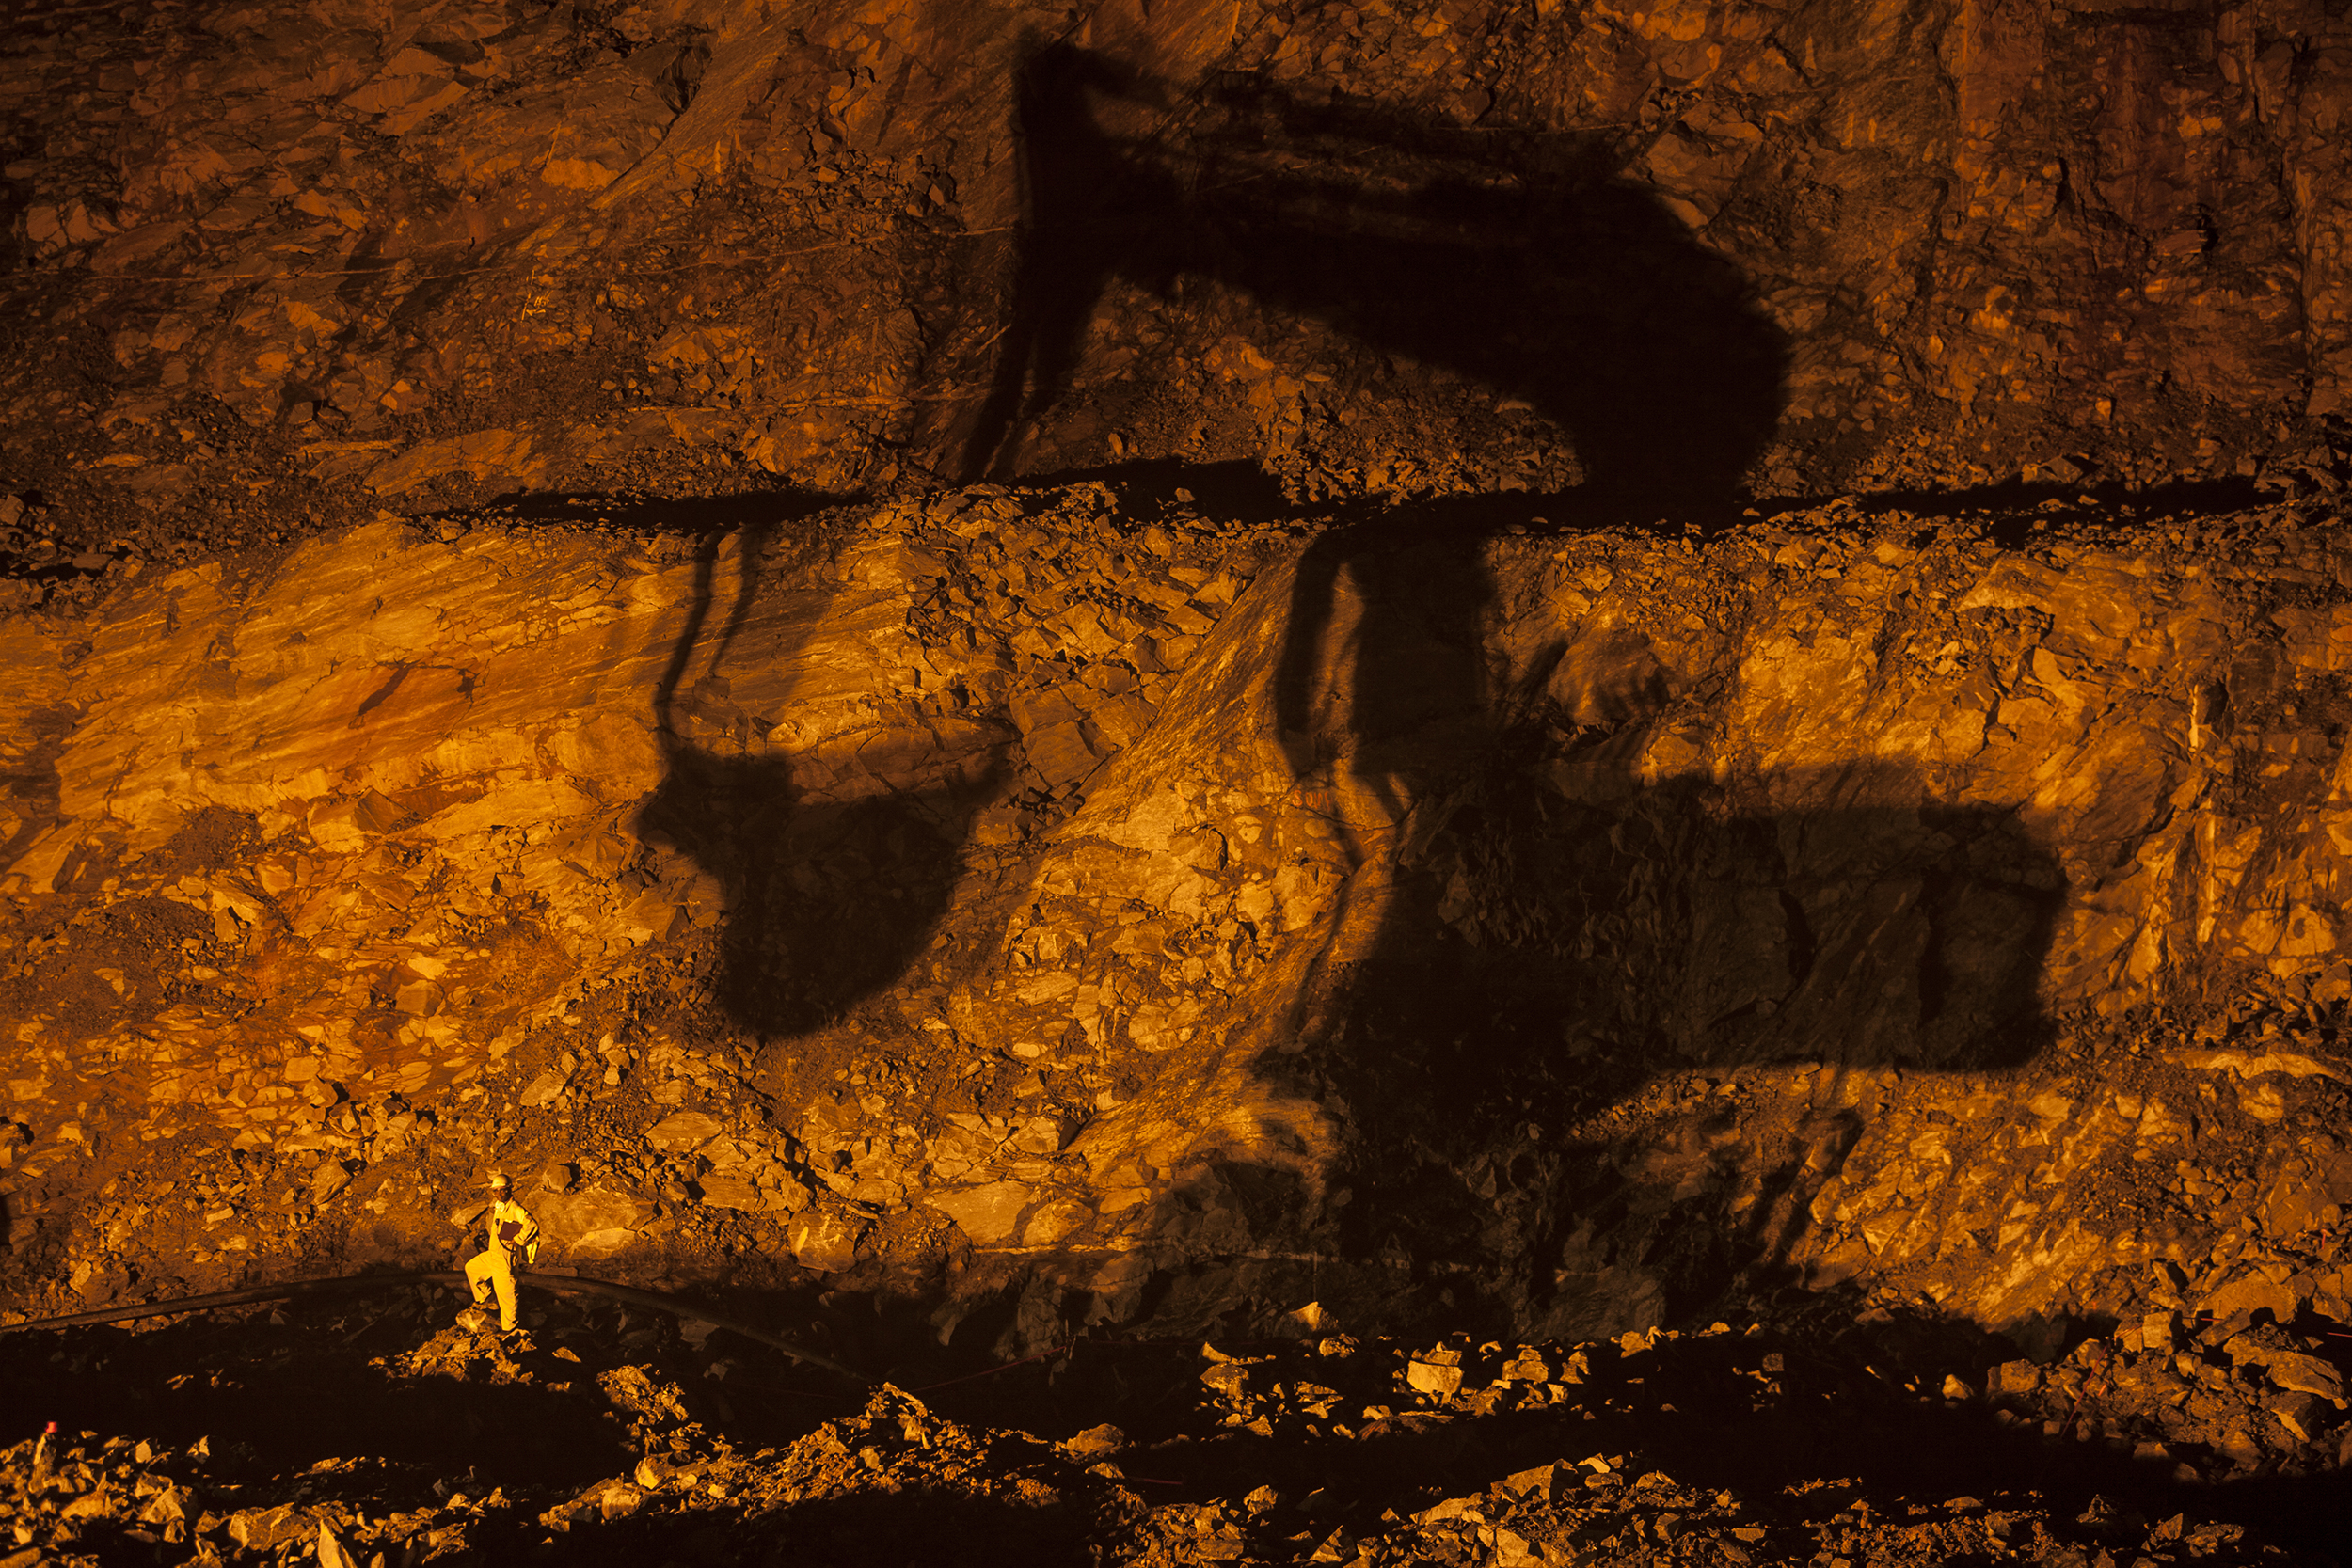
[3,1280,2344,1567]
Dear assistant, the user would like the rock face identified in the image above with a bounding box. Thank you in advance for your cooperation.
[6,0,2352,569]
[6,487,2352,1363]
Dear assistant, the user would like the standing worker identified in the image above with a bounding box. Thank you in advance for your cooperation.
[462,1172,539,1336]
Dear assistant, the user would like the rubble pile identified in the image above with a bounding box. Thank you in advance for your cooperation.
[1984,1314,2352,1484]
[2,1285,2341,1565]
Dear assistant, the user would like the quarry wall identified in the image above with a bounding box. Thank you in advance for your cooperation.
[5,0,2352,557]
[4,492,2350,1355]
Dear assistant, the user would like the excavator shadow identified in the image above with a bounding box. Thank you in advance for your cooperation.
[952,42,1788,513]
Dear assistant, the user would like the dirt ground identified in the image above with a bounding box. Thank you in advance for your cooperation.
[3,1270,2346,1567]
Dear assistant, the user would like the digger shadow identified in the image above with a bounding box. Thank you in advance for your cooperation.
[626,24,1796,1037]
[627,509,1011,1042]
[1055,499,2073,1347]
[636,744,1005,1039]
[414,481,992,1043]
[954,43,1787,511]
[926,34,2068,1352]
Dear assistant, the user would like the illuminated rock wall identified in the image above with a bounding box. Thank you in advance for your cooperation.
[5,495,2350,1349]
[5,0,2352,554]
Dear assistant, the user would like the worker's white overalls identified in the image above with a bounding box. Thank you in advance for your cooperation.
[464,1196,539,1331]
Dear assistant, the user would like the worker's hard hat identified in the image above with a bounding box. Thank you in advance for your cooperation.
[485,1172,512,1190]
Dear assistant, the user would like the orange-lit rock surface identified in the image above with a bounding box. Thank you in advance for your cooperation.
[5,0,2352,572]
[11,0,2352,1545]
[6,490,2350,1379]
